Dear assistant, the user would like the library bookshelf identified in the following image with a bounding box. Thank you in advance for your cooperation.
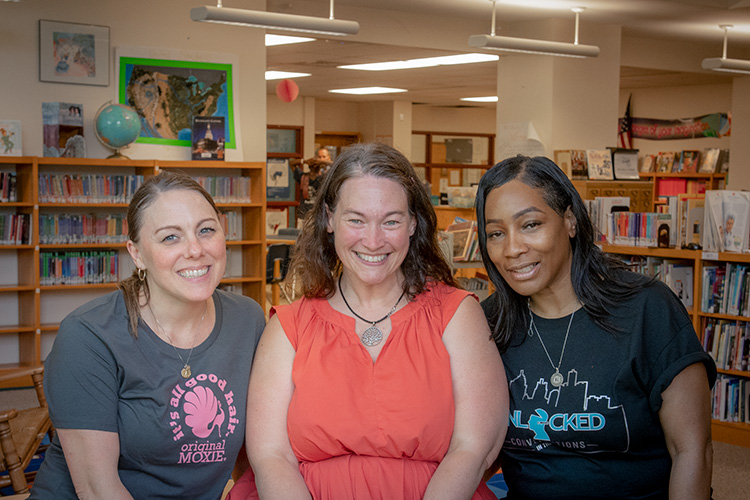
[639,171,726,207]
[601,243,750,447]
[0,156,266,379]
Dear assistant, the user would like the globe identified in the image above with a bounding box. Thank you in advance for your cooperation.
[94,102,142,159]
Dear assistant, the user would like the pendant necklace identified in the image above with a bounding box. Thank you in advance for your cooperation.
[339,274,406,347]
[148,301,207,379]
[527,306,575,388]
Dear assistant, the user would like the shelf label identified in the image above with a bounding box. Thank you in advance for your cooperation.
[702,251,719,260]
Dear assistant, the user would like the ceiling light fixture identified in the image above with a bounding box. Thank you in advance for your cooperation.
[191,0,359,37]
[702,25,750,74]
[461,96,499,102]
[340,53,498,71]
[329,87,407,95]
[468,2,599,58]
[265,34,316,46]
[265,71,311,80]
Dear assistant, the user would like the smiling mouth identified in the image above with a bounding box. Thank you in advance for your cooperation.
[356,252,387,263]
[178,267,209,279]
[508,262,538,278]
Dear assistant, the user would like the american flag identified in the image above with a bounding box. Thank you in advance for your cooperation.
[618,95,633,149]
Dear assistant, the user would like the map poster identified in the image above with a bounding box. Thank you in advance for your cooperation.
[118,57,235,149]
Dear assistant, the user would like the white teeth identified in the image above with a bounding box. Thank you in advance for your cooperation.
[179,267,209,278]
[515,263,536,274]
[357,252,386,263]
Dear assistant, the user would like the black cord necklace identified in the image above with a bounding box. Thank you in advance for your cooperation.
[338,274,406,347]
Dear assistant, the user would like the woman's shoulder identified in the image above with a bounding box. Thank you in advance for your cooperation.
[215,288,264,317]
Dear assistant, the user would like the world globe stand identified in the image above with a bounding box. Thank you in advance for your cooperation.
[93,101,142,159]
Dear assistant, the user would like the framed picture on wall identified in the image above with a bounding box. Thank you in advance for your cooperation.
[39,20,110,86]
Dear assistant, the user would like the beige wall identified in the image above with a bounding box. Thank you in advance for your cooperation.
[0,0,267,161]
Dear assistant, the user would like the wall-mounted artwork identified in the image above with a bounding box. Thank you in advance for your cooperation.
[39,20,109,86]
[118,55,236,150]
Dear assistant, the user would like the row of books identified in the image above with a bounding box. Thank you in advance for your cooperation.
[712,375,750,424]
[38,174,145,204]
[39,250,119,285]
[39,213,128,245]
[615,256,693,310]
[603,211,670,247]
[0,172,17,202]
[703,318,750,371]
[191,176,252,203]
[556,148,639,181]
[29,210,246,245]
[701,263,750,317]
[0,213,31,244]
[641,148,729,174]
[219,211,242,241]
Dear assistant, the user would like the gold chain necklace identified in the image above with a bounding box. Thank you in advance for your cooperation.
[148,301,207,379]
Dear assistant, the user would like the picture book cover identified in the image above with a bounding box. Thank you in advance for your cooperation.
[570,150,588,180]
[611,148,639,180]
[680,150,701,173]
[0,120,22,156]
[192,116,225,161]
[42,102,85,157]
[586,149,614,180]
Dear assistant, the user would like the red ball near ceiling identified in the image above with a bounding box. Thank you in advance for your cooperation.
[276,79,299,103]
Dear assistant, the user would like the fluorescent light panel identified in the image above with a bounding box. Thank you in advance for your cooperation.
[340,53,498,71]
[702,25,750,74]
[702,58,750,74]
[265,71,311,80]
[265,34,315,46]
[329,87,407,95]
[190,6,359,36]
[461,96,499,102]
[468,34,600,58]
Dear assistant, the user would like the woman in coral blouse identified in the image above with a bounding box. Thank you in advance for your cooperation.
[229,143,507,499]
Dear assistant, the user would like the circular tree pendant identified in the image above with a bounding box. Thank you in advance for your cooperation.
[361,325,383,347]
[550,371,564,387]
[181,365,192,379]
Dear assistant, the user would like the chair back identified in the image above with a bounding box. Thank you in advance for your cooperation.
[0,367,54,495]
[266,244,291,283]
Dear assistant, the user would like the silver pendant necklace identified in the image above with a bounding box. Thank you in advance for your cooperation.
[338,274,406,347]
[528,307,575,388]
[148,302,207,379]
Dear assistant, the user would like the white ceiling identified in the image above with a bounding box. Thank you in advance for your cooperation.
[263,0,750,107]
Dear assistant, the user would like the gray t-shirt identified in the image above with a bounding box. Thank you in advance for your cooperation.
[29,289,264,500]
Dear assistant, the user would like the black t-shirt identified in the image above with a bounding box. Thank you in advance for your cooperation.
[483,279,716,500]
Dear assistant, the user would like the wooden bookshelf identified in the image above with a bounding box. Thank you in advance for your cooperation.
[0,157,266,378]
[601,244,750,447]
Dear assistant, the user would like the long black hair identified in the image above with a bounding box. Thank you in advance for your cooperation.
[475,155,645,352]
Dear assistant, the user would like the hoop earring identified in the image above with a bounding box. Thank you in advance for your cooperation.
[137,268,147,281]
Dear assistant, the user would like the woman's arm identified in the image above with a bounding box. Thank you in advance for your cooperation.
[423,296,509,500]
[658,362,713,500]
[57,428,134,500]
[246,315,312,499]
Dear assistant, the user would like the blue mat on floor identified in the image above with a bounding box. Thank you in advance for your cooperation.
[487,472,508,499]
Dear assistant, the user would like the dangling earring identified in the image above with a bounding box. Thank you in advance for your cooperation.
[137,268,147,281]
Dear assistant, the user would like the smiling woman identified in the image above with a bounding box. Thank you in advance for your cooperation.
[475,155,717,500]
[27,171,266,500]
[228,142,509,500]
